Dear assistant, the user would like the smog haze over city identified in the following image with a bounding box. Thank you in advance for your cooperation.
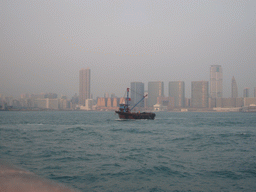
[1,0,255,98]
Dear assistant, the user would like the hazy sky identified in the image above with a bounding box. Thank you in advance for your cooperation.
[1,0,255,98]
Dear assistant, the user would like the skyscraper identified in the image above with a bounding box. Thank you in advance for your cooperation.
[191,81,209,108]
[231,76,238,98]
[210,65,223,98]
[243,88,249,98]
[169,81,185,107]
[254,87,256,98]
[148,81,164,107]
[130,82,144,108]
[79,68,90,106]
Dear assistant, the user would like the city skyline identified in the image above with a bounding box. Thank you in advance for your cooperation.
[1,66,256,100]
[1,68,256,111]
[1,1,255,99]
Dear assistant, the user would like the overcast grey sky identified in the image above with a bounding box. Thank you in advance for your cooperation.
[1,0,255,98]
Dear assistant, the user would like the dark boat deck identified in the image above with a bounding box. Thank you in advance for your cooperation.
[115,111,155,120]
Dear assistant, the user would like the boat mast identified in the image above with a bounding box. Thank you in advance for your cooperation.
[124,88,130,112]
[126,88,129,106]
[130,94,147,111]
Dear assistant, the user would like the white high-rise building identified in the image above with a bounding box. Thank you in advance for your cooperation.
[210,65,223,98]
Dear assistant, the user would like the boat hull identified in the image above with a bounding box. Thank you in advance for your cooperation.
[115,111,155,120]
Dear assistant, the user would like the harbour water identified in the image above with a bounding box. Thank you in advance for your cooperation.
[0,111,256,191]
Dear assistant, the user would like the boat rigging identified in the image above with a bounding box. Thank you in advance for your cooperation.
[115,88,156,120]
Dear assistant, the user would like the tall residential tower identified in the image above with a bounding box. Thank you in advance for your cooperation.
[148,81,164,107]
[243,88,249,98]
[130,82,144,108]
[79,68,90,106]
[169,81,185,108]
[210,65,223,98]
[231,76,238,98]
[191,81,209,108]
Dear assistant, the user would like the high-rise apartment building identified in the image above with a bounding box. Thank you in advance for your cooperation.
[191,81,209,108]
[210,65,223,98]
[130,82,144,108]
[231,76,238,98]
[169,81,185,107]
[243,88,249,98]
[148,81,164,107]
[79,68,90,106]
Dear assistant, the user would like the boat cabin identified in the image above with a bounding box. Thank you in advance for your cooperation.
[119,104,130,112]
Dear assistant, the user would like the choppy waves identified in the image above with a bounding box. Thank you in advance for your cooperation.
[0,111,256,191]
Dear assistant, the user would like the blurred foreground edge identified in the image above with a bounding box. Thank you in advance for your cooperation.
[0,161,80,192]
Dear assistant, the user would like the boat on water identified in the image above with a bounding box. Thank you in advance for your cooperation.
[115,88,156,120]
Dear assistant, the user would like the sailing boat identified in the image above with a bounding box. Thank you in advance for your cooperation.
[115,88,156,120]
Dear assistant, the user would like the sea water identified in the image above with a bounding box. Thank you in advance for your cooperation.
[0,111,256,191]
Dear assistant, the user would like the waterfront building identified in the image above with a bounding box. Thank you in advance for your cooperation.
[112,98,119,107]
[130,82,144,108]
[35,99,47,109]
[210,65,223,98]
[185,98,190,107]
[119,97,125,104]
[79,68,90,106]
[148,81,164,107]
[191,81,209,108]
[236,98,244,107]
[244,97,256,106]
[208,98,216,108]
[243,88,249,98]
[48,99,59,109]
[59,98,68,110]
[86,99,93,110]
[71,93,79,108]
[107,98,112,107]
[35,98,58,109]
[231,76,238,98]
[97,97,107,107]
[157,96,175,110]
[216,98,236,108]
[5,96,14,106]
[168,81,185,108]
[96,97,120,110]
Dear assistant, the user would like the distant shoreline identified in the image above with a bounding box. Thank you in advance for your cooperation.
[0,109,249,113]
